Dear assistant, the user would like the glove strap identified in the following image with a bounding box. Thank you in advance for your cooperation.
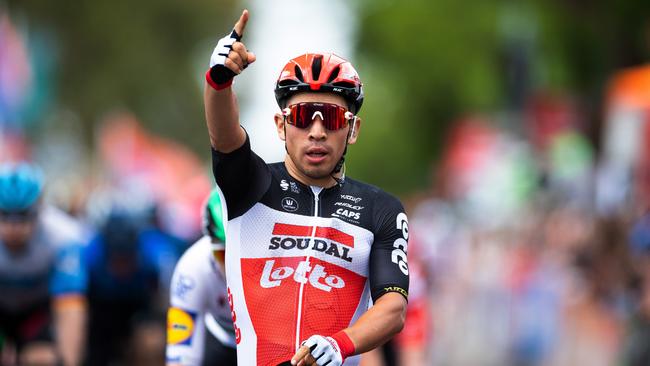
[205,69,233,90]
[330,331,355,360]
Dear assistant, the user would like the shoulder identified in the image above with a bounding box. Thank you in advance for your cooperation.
[342,178,406,233]
[344,178,404,210]
[175,236,211,273]
[267,162,286,177]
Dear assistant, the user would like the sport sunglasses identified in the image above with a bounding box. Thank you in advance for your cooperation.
[0,209,38,222]
[282,102,355,131]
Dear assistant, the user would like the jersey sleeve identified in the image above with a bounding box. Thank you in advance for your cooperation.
[211,133,272,219]
[166,241,209,366]
[368,193,410,302]
[50,242,88,297]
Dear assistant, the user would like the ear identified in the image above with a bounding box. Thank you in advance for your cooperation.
[347,117,362,144]
[274,113,286,141]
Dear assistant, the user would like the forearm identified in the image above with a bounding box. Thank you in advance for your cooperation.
[343,292,407,354]
[204,84,246,153]
[53,295,87,366]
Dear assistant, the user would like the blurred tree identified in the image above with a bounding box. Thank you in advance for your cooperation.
[5,0,237,149]
[351,0,650,195]
[351,0,505,194]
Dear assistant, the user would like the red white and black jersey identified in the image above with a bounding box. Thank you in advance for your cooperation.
[212,135,409,366]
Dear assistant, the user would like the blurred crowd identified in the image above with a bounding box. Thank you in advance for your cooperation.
[365,65,650,366]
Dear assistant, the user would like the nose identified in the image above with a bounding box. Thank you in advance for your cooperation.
[308,117,327,140]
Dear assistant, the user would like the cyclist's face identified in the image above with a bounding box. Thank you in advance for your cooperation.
[275,92,360,184]
[0,218,37,253]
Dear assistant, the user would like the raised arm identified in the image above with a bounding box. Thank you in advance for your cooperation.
[204,9,256,153]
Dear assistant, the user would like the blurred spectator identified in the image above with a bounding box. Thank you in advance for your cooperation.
[0,162,88,366]
[84,207,186,366]
[622,212,650,366]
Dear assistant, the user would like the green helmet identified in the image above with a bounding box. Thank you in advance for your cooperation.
[203,188,226,243]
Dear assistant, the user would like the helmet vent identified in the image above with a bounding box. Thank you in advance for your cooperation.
[294,65,304,82]
[278,79,299,87]
[312,55,323,81]
[327,66,340,83]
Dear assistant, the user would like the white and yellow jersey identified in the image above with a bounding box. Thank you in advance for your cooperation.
[166,236,235,366]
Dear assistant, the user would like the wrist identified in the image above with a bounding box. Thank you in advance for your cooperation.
[205,69,233,91]
[330,331,355,359]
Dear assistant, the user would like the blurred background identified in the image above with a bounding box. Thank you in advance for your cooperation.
[1,0,650,364]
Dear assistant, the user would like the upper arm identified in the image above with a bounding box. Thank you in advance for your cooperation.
[50,242,87,296]
[368,195,410,302]
[211,133,272,219]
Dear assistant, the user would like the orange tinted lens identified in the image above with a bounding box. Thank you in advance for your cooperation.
[287,103,348,130]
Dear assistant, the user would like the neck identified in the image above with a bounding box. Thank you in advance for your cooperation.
[284,155,340,188]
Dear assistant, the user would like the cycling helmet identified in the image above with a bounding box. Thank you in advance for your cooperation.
[275,53,364,114]
[0,162,44,212]
[202,188,226,243]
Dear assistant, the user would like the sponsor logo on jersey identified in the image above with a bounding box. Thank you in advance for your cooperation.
[260,259,345,292]
[332,208,361,221]
[280,179,300,193]
[269,223,353,262]
[290,181,300,193]
[280,180,289,191]
[332,202,364,222]
[281,197,299,212]
[340,194,362,203]
[334,202,364,210]
[227,287,242,344]
[167,307,196,345]
[383,286,408,298]
[391,213,409,276]
[172,274,195,301]
[166,355,182,364]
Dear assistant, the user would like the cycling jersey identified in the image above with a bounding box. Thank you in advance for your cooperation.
[167,236,236,365]
[0,206,87,313]
[0,206,87,347]
[212,135,409,366]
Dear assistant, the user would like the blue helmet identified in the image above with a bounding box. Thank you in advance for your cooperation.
[0,162,44,212]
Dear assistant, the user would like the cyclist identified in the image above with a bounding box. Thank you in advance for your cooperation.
[0,162,87,366]
[204,10,409,366]
[166,188,236,366]
[84,205,186,366]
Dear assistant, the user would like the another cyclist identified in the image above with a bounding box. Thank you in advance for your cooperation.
[166,188,236,366]
[0,162,87,366]
[204,10,409,366]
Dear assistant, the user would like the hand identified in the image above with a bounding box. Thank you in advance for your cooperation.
[291,335,344,366]
[207,9,257,88]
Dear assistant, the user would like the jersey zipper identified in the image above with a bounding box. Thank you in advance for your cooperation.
[294,187,321,351]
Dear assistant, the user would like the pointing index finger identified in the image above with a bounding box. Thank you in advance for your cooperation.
[233,9,249,39]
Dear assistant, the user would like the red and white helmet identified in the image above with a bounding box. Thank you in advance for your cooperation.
[275,53,364,114]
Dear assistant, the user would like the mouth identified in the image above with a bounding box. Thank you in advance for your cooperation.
[305,147,329,163]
